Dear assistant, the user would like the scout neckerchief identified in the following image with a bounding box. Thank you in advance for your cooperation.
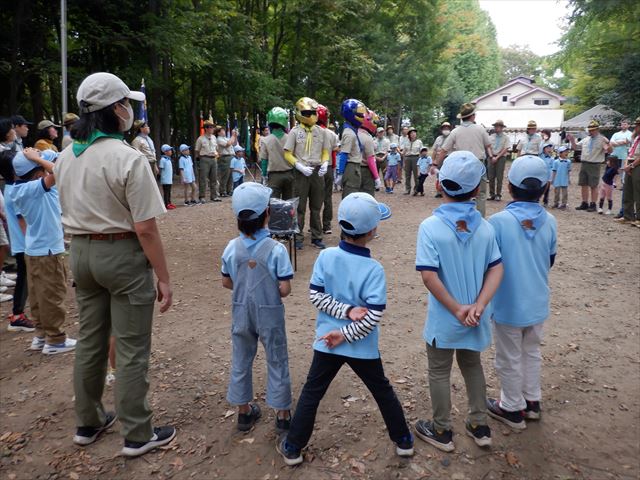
[343,122,363,153]
[505,201,547,240]
[433,201,482,243]
[73,130,124,156]
[300,124,315,156]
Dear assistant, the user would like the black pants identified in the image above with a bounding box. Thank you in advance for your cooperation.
[542,182,550,204]
[416,174,428,194]
[13,253,28,315]
[286,350,410,449]
[162,184,172,206]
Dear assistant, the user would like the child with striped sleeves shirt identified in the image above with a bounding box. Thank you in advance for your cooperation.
[277,192,413,466]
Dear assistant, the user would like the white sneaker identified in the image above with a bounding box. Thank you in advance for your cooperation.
[1,272,17,281]
[0,293,13,302]
[605,210,612,215]
[0,273,16,287]
[0,286,7,293]
[42,338,77,355]
[30,336,46,351]
[597,207,603,214]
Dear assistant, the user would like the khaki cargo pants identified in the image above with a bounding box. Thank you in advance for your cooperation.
[70,236,156,442]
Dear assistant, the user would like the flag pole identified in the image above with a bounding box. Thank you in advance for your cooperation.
[60,0,68,121]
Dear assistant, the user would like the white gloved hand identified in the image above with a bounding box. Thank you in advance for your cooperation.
[374,178,382,190]
[318,162,328,177]
[295,161,314,177]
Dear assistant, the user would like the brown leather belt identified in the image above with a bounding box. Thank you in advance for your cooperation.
[75,232,137,241]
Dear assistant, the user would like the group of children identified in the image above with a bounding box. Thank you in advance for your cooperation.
[158,144,247,209]
[221,151,557,465]
[384,145,432,195]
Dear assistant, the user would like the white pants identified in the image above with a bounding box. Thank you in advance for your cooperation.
[493,321,544,412]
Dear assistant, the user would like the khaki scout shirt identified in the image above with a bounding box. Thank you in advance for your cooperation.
[442,121,491,160]
[325,128,339,152]
[489,133,510,156]
[516,133,542,156]
[284,125,329,167]
[195,134,217,158]
[130,134,157,164]
[404,139,424,156]
[340,128,374,165]
[53,137,166,234]
[260,134,290,173]
[217,135,235,156]
[577,134,609,164]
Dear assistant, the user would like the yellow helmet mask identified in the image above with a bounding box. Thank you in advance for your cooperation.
[295,97,319,127]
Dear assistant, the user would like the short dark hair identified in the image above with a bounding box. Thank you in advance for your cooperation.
[21,166,44,181]
[0,149,17,182]
[441,179,479,202]
[0,117,14,142]
[510,178,546,202]
[237,208,268,236]
[71,103,121,141]
[339,220,368,240]
[268,123,283,131]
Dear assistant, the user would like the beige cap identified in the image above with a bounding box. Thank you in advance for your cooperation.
[77,72,145,113]
[63,112,79,126]
[37,120,61,130]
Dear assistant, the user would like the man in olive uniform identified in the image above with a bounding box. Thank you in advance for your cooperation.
[284,97,330,250]
[487,119,511,201]
[317,104,339,234]
[261,107,294,199]
[435,102,491,217]
[516,120,543,156]
[194,120,221,203]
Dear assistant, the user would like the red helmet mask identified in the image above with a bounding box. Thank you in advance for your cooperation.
[316,104,329,127]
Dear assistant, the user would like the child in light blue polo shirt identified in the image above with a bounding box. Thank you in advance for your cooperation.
[230,145,247,190]
[178,144,197,206]
[277,193,414,466]
[539,143,555,206]
[415,147,432,196]
[9,149,76,355]
[414,151,503,453]
[384,143,401,193]
[486,155,557,431]
[159,145,175,209]
[551,146,572,209]
[221,182,294,433]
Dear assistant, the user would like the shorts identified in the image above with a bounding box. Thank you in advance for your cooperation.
[599,182,613,199]
[0,224,8,246]
[384,165,398,181]
[578,162,601,187]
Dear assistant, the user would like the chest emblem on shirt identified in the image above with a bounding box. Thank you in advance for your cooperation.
[455,220,470,233]
[248,260,257,269]
[521,219,536,230]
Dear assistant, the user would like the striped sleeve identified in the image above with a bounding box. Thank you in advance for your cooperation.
[340,308,383,343]
[309,285,351,320]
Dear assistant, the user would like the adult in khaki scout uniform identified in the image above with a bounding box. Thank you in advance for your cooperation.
[261,107,294,199]
[374,126,391,179]
[436,103,491,217]
[216,126,238,197]
[568,120,612,212]
[284,97,330,250]
[338,99,380,199]
[130,120,159,175]
[61,112,79,150]
[431,121,451,160]
[53,72,175,457]
[516,120,543,157]
[403,127,424,195]
[617,117,640,226]
[317,104,339,234]
[194,120,221,203]
[487,120,511,201]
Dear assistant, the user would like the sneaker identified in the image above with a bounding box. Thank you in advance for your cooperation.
[0,286,7,293]
[414,419,454,452]
[587,203,597,212]
[8,314,35,332]
[311,239,326,249]
[166,204,177,210]
[465,422,492,447]
[486,398,526,430]
[0,293,13,303]
[495,195,501,201]
[597,207,603,214]
[212,198,222,202]
[575,202,588,211]
[276,436,303,466]
[121,426,176,457]
[434,193,443,199]
[552,203,559,209]
[184,201,190,206]
[323,228,332,235]
[0,274,16,287]
[605,210,612,215]
[30,336,45,351]
[524,400,541,420]
[488,195,495,201]
[559,204,567,210]
[238,404,261,432]
[42,338,77,355]
[275,413,291,434]
[613,213,623,219]
[1,272,17,281]
[73,412,117,446]
[614,217,630,223]
[395,434,414,457]
[295,241,304,250]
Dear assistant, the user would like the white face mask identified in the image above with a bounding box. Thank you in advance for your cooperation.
[116,103,134,132]
[442,130,450,136]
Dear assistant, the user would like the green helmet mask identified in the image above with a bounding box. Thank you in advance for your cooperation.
[267,107,288,129]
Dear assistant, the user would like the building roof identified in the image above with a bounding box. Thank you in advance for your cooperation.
[472,78,565,104]
[508,86,565,104]
[561,104,626,129]
[474,108,565,131]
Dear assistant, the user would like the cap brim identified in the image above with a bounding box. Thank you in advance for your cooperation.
[127,91,146,102]
[378,203,391,221]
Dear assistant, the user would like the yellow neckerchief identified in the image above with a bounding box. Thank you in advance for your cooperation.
[302,124,314,155]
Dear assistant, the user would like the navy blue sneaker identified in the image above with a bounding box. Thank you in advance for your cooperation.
[524,400,541,420]
[237,404,261,432]
[311,239,326,249]
[395,433,414,457]
[415,419,454,452]
[487,398,526,430]
[465,422,492,447]
[295,240,304,250]
[73,412,117,446]
[121,426,176,457]
[275,411,291,433]
[276,436,302,466]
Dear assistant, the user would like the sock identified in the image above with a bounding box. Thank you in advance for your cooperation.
[608,200,613,210]
[599,199,604,208]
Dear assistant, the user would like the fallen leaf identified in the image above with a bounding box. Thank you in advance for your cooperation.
[239,437,254,444]
[223,410,234,419]
[506,451,521,468]
[350,458,366,475]
[69,473,80,480]
[170,457,184,470]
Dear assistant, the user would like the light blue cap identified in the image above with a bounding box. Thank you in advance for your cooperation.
[12,151,39,177]
[40,149,59,162]
[233,145,245,153]
[179,144,190,152]
[232,182,273,219]
[338,192,391,235]
[508,155,549,190]
[390,143,398,149]
[557,145,570,153]
[161,144,173,153]
[438,150,485,196]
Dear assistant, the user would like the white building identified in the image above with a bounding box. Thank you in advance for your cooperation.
[471,76,566,132]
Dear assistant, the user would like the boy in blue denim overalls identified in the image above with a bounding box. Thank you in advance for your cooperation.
[221,182,294,432]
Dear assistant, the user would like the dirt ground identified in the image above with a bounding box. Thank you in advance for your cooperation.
[1,174,639,480]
